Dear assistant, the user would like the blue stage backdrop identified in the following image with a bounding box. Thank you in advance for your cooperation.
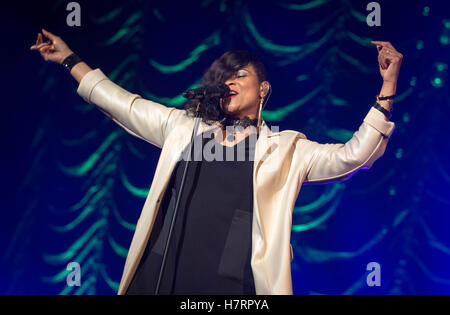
[1,0,449,294]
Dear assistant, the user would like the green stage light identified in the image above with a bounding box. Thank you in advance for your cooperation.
[431,77,443,88]
[440,35,449,45]
[416,40,423,50]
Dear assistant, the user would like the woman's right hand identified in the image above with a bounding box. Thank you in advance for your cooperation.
[30,29,74,64]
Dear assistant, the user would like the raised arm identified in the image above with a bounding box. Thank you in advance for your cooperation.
[76,68,177,148]
[302,105,395,184]
[303,40,402,184]
[31,29,180,148]
[30,29,91,83]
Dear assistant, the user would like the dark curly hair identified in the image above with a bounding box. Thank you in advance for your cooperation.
[183,50,268,127]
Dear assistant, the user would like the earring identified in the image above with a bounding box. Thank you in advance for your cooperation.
[257,97,264,128]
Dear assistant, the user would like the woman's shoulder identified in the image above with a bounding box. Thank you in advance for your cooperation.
[167,107,191,123]
[277,129,307,140]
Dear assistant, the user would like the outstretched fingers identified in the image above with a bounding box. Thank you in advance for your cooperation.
[42,29,58,41]
[371,41,401,56]
[31,32,54,50]
[32,42,50,50]
[371,40,403,70]
[30,33,41,49]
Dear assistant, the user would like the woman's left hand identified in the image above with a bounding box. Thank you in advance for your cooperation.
[371,41,403,84]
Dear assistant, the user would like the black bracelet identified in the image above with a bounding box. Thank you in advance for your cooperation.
[61,53,82,72]
[373,101,392,120]
[376,94,396,101]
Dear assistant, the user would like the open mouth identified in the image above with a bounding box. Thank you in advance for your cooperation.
[226,90,239,98]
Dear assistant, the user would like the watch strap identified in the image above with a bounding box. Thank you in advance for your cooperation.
[61,53,82,72]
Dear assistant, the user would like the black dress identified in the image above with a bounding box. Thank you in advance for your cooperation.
[126,130,258,295]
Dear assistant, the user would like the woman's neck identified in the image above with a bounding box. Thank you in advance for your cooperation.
[214,124,258,146]
[220,114,258,129]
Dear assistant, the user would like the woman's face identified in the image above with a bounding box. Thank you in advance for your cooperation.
[223,64,262,119]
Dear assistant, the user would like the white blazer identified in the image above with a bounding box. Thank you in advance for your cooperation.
[77,69,395,295]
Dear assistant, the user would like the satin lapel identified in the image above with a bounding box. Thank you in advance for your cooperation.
[120,118,219,294]
[253,120,276,239]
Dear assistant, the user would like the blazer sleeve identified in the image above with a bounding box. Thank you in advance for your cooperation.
[303,106,395,184]
[77,68,177,149]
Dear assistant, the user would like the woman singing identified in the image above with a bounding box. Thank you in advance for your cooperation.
[31,29,402,295]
